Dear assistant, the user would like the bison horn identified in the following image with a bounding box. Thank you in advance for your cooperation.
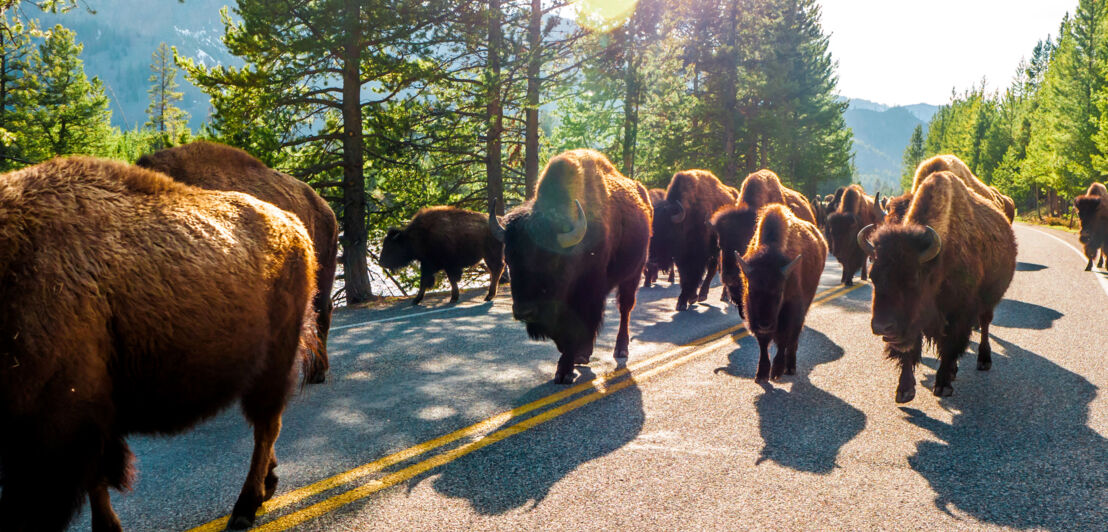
[489,200,506,243]
[733,251,750,277]
[782,254,802,278]
[857,224,876,257]
[670,201,686,224]
[872,192,887,224]
[919,225,942,263]
[557,200,588,248]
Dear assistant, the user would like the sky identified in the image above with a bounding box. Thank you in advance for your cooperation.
[819,0,1075,107]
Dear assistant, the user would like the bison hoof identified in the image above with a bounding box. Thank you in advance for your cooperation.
[932,384,954,397]
[977,359,992,371]
[484,294,494,301]
[895,387,916,403]
[697,293,708,303]
[411,299,423,306]
[844,279,854,286]
[228,514,255,530]
[785,367,796,376]
[1085,264,1093,272]
[553,371,575,385]
[614,348,629,360]
[676,301,689,311]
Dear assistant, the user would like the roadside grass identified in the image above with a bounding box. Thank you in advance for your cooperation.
[1016,213,1079,234]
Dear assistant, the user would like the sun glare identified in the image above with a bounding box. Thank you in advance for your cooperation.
[576,0,640,32]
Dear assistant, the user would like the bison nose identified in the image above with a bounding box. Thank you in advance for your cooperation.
[513,305,539,322]
[871,316,896,337]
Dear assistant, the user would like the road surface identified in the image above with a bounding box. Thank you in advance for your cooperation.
[65,223,1108,531]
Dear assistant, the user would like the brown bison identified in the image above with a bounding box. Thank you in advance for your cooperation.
[729,204,827,381]
[490,149,652,384]
[826,184,878,286]
[651,169,739,310]
[0,157,317,530]
[810,195,828,231]
[711,169,816,318]
[911,154,1015,222]
[136,141,338,384]
[858,170,1016,403]
[644,188,675,286]
[1074,182,1108,271]
[379,206,506,304]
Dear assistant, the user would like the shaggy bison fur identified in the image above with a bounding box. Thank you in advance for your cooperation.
[136,141,338,384]
[912,154,1015,222]
[1074,182,1108,271]
[0,157,317,531]
[490,149,652,384]
[380,206,506,304]
[652,169,739,310]
[826,184,877,286]
[710,169,816,318]
[859,170,1016,403]
[730,204,827,381]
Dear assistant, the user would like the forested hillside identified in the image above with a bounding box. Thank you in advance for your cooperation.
[845,100,935,195]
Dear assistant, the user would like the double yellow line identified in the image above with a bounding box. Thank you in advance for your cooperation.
[189,282,865,532]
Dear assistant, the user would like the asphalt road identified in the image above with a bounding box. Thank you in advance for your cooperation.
[63,222,1107,531]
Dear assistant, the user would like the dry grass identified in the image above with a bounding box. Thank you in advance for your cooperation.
[1016,214,1079,234]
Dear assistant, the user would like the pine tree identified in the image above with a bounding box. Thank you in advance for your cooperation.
[901,124,925,190]
[145,42,188,148]
[14,24,111,162]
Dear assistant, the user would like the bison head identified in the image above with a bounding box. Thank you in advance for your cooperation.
[491,200,591,339]
[826,211,860,261]
[649,200,685,265]
[711,206,758,310]
[1074,195,1104,244]
[732,249,801,337]
[859,223,942,351]
[378,228,416,271]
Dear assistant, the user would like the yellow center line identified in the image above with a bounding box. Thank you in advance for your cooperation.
[187,282,864,532]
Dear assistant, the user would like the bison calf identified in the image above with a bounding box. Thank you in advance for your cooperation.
[1074,182,1108,271]
[731,204,827,381]
[380,206,506,305]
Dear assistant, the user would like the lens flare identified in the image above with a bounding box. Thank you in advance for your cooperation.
[576,0,639,32]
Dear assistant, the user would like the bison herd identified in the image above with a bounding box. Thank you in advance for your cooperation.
[2,140,1100,531]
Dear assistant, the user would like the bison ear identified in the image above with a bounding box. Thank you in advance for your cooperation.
[782,255,802,278]
[734,251,750,277]
[489,200,507,243]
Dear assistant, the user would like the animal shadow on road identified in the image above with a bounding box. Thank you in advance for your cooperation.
[903,335,1108,531]
[1015,261,1047,272]
[419,380,645,515]
[717,328,867,475]
[992,298,1063,330]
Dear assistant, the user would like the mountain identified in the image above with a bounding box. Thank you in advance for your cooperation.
[844,99,937,195]
[38,0,240,130]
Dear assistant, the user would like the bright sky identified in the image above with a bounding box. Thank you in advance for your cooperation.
[819,0,1075,106]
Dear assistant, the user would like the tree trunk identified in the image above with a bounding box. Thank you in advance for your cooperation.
[621,48,637,178]
[721,0,739,183]
[486,0,504,216]
[340,0,373,303]
[524,0,541,198]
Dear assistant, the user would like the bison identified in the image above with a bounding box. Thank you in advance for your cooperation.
[0,157,317,530]
[911,154,1015,222]
[379,206,506,305]
[644,188,675,286]
[858,170,1016,403]
[651,169,739,310]
[1074,182,1108,271]
[490,149,652,384]
[810,195,828,231]
[826,184,878,286]
[729,204,827,381]
[711,169,816,318]
[136,140,338,384]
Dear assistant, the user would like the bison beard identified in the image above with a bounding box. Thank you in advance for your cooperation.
[491,149,651,384]
[1074,182,1108,271]
[730,205,827,381]
[136,140,339,384]
[379,206,506,305]
[0,157,317,531]
[859,170,1016,403]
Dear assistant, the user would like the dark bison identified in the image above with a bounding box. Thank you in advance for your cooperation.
[1074,182,1108,271]
[652,169,739,310]
[911,154,1015,222]
[490,149,652,384]
[136,140,338,384]
[711,169,816,318]
[826,184,878,286]
[858,170,1016,403]
[729,204,827,381]
[810,195,828,231]
[0,157,317,530]
[644,188,675,286]
[380,206,506,305]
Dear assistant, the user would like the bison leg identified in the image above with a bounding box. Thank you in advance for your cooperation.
[888,338,922,403]
[1099,249,1106,269]
[754,335,773,382]
[412,266,436,306]
[484,259,504,301]
[977,309,993,371]
[840,266,853,286]
[698,254,718,303]
[860,256,868,281]
[933,319,972,398]
[229,413,282,530]
[643,264,656,287]
[676,259,707,311]
[89,483,122,532]
[667,269,675,283]
[770,341,788,380]
[445,267,462,303]
[0,447,90,532]
[554,351,576,384]
[614,277,639,360]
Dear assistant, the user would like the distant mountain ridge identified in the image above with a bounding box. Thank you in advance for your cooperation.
[842,98,939,194]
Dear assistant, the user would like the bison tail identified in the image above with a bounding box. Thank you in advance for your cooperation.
[298,295,328,386]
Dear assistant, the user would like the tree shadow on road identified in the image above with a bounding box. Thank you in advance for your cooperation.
[903,335,1108,531]
[420,380,645,515]
[717,327,867,475]
[992,299,1063,330]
